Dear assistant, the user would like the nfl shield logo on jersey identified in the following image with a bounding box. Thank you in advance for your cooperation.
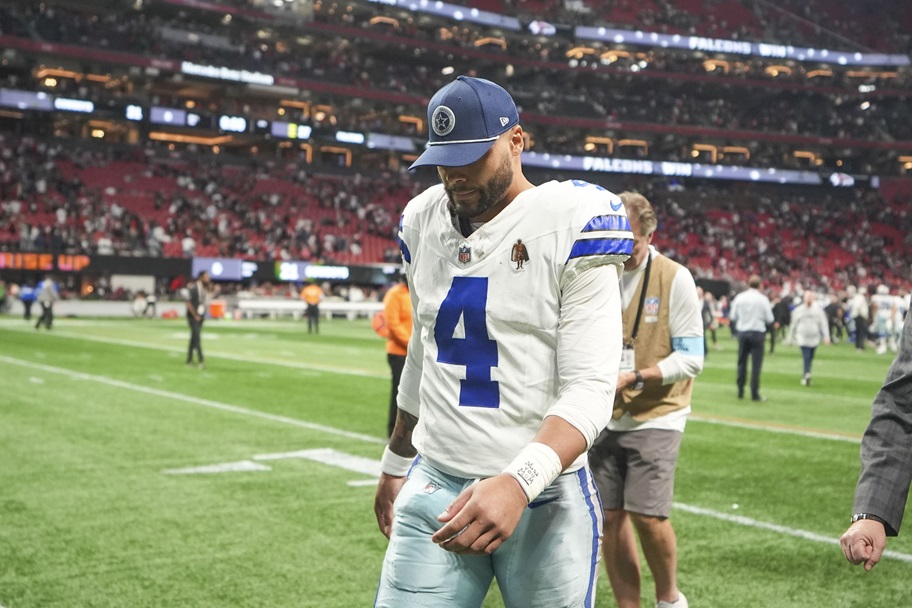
[458,244,472,264]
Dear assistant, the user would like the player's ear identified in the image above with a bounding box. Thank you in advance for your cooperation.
[509,126,524,155]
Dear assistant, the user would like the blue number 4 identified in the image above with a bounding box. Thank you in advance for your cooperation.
[434,277,500,408]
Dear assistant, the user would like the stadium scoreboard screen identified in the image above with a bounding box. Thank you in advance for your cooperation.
[192,258,258,281]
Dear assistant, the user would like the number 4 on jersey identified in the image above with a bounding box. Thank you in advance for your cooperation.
[434,277,500,408]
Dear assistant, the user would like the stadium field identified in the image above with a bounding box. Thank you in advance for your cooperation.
[1,316,910,607]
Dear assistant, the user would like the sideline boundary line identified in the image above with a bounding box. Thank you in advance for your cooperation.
[0,355,386,445]
[0,325,388,379]
[673,502,912,564]
[689,414,861,443]
[1,326,870,444]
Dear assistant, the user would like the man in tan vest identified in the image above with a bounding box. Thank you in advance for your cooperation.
[589,192,704,608]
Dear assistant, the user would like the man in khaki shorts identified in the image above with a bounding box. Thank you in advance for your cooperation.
[589,192,704,608]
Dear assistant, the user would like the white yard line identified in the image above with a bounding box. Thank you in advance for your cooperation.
[0,325,387,379]
[673,502,912,564]
[254,447,381,477]
[164,460,272,475]
[248,444,912,565]
[2,328,869,444]
[0,355,386,446]
[689,414,861,443]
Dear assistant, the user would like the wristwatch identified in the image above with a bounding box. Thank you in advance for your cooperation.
[632,370,645,391]
[851,513,887,526]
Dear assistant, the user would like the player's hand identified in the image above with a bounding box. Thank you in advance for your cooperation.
[374,473,407,539]
[840,519,887,571]
[431,474,528,555]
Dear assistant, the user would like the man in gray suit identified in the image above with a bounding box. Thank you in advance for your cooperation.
[841,314,912,570]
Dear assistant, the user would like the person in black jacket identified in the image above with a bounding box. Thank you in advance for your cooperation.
[770,294,791,354]
[185,271,211,368]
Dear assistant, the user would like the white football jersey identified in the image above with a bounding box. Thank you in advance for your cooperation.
[397,180,632,478]
[873,293,895,321]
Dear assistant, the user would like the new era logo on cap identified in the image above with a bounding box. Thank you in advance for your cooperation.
[409,76,520,170]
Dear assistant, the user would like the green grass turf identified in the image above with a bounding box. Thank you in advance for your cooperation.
[0,316,909,607]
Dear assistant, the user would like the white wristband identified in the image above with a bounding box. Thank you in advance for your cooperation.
[380,446,414,477]
[502,442,563,503]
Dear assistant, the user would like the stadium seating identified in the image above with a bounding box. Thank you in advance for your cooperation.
[0,0,909,296]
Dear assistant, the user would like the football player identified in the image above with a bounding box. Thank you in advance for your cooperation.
[871,284,898,355]
[373,76,633,608]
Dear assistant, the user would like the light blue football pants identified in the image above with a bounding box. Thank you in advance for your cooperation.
[375,457,603,608]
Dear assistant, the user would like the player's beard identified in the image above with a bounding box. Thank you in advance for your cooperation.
[445,151,513,220]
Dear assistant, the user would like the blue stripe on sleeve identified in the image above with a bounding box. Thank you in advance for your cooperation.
[567,237,633,261]
[672,336,705,356]
[581,215,631,233]
[571,179,605,190]
[398,237,411,263]
[397,214,411,263]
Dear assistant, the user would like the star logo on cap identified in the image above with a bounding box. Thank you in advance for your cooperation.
[432,106,456,137]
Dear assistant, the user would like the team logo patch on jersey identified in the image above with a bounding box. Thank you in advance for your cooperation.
[645,297,660,316]
[458,244,472,264]
[422,481,442,494]
[510,239,529,269]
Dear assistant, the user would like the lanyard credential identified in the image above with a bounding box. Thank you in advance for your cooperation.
[627,251,652,347]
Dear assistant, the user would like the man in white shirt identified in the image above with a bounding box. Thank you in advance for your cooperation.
[589,192,703,608]
[373,75,633,608]
[730,275,774,401]
[850,285,870,351]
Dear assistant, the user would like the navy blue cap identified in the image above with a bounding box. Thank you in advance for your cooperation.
[409,76,519,171]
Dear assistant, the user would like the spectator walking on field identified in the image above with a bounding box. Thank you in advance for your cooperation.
[770,294,791,354]
[787,291,830,386]
[730,275,774,401]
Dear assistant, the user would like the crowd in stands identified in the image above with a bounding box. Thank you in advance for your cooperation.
[0,135,416,265]
[1,133,910,297]
[637,180,912,294]
[1,0,910,296]
[459,0,912,54]
[95,0,911,55]
[4,0,911,94]
[2,1,910,176]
